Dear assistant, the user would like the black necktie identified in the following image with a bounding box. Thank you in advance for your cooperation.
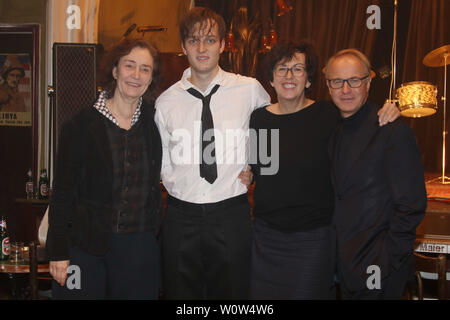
[187,84,220,184]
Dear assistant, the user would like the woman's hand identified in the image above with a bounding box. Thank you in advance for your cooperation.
[238,165,253,188]
[49,260,70,286]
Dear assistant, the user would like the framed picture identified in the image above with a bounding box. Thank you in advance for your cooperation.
[0,53,32,126]
[0,24,40,206]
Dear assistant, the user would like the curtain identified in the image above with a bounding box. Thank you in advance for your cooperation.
[200,0,450,173]
[270,0,382,100]
[401,0,450,172]
[201,0,381,101]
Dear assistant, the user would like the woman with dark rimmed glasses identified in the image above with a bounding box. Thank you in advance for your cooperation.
[249,41,398,299]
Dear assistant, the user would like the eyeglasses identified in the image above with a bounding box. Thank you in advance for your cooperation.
[327,75,370,89]
[274,64,306,77]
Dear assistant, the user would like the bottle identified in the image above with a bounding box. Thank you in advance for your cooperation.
[0,216,10,261]
[38,169,49,200]
[26,169,34,199]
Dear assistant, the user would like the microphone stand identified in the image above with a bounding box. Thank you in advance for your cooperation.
[430,52,450,184]
[387,0,398,104]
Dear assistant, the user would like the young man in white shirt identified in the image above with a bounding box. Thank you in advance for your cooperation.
[155,7,270,299]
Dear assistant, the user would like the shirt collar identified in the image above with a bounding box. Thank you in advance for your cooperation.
[180,67,225,95]
[93,91,143,128]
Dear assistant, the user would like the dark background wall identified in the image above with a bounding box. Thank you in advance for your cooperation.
[0,0,46,240]
[199,0,450,173]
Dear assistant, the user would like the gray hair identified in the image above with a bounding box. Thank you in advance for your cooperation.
[325,49,371,78]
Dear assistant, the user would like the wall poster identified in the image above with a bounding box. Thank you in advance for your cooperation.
[0,53,32,127]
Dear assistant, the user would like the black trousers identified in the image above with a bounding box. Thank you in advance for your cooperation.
[161,194,252,299]
[339,256,413,300]
[52,231,160,300]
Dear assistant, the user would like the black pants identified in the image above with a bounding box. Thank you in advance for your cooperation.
[339,257,413,300]
[52,231,160,299]
[161,194,252,299]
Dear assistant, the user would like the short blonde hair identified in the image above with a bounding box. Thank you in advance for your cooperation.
[325,49,371,78]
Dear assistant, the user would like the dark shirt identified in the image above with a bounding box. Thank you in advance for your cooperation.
[105,117,152,233]
[250,100,340,232]
[334,102,370,188]
[329,100,427,291]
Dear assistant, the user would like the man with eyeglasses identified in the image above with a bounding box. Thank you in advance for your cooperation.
[325,49,426,299]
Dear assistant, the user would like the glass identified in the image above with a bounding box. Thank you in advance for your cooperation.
[274,64,306,77]
[327,75,370,89]
[9,242,25,263]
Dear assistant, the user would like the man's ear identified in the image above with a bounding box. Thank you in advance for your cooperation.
[306,80,311,89]
[219,38,225,54]
[326,82,332,95]
[181,42,187,55]
[366,78,372,92]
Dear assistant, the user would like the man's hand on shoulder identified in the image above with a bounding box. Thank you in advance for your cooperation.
[378,101,400,126]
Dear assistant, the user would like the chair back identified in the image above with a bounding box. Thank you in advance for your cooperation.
[414,252,447,300]
[28,241,49,300]
[29,241,38,300]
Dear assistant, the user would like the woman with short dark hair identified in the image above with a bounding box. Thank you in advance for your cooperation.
[250,41,398,299]
[250,40,337,299]
[47,38,163,299]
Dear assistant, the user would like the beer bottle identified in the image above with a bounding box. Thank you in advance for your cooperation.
[0,216,10,261]
[38,169,49,200]
[26,169,34,199]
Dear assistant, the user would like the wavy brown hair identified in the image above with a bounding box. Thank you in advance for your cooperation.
[99,38,161,103]
[179,7,226,44]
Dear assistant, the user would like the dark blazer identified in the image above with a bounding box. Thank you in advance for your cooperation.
[329,101,426,292]
[46,102,162,261]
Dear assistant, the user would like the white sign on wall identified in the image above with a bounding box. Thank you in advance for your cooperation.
[415,241,450,254]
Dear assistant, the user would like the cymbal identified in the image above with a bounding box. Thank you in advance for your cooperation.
[322,67,376,78]
[423,45,450,67]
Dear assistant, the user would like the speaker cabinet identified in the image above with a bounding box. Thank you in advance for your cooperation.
[52,43,97,147]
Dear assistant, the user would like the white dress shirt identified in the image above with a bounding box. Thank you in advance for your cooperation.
[155,67,270,204]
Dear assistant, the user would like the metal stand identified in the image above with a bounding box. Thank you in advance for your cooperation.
[47,86,55,186]
[427,53,449,184]
[388,0,398,103]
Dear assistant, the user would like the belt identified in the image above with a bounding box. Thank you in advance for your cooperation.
[167,194,248,213]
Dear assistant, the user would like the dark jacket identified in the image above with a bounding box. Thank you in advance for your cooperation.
[329,101,427,292]
[46,102,162,261]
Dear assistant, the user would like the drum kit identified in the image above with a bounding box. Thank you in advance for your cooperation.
[396,44,449,184]
[397,45,449,118]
